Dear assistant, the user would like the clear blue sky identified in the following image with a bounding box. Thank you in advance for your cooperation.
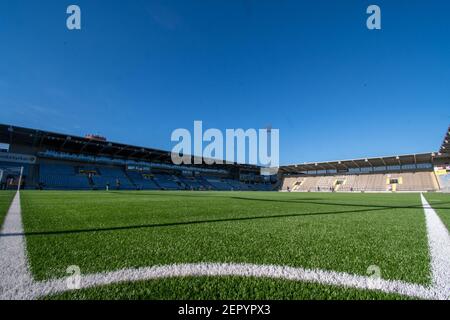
[1,0,449,165]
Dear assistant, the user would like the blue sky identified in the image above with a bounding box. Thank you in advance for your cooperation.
[0,0,449,165]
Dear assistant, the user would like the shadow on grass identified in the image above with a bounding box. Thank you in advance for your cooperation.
[108,191,450,210]
[3,200,441,238]
[108,191,286,199]
[230,196,450,209]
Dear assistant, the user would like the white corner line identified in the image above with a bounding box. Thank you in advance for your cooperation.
[420,193,450,300]
[1,192,449,300]
[0,191,35,300]
[33,262,434,299]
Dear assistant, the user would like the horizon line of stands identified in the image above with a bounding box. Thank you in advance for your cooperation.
[4,161,449,193]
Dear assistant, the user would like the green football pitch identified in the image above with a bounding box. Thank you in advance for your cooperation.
[2,190,449,299]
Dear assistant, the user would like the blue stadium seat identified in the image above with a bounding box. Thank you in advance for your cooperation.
[126,171,160,190]
[39,163,90,190]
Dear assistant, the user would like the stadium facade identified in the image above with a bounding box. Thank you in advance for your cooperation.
[0,123,449,192]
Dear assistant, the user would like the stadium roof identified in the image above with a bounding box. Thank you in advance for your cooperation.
[440,125,450,155]
[0,124,260,172]
[279,153,440,174]
[280,124,450,174]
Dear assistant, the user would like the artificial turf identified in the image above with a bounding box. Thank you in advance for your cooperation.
[21,190,431,298]
[425,193,450,229]
[0,190,15,228]
[44,276,412,300]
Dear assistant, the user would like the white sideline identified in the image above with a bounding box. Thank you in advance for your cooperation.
[0,192,34,299]
[420,194,450,299]
[0,192,449,300]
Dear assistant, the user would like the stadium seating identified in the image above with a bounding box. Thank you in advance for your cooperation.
[40,163,75,176]
[126,171,160,190]
[39,163,91,190]
[152,174,181,190]
[252,183,273,191]
[35,162,277,191]
[195,176,214,190]
[178,176,209,190]
[204,177,234,191]
[393,172,439,192]
[94,167,135,190]
[282,171,439,192]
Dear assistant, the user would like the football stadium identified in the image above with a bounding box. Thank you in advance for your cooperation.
[0,123,449,300]
[2,0,450,307]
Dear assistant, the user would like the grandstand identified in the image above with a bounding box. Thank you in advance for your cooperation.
[1,123,449,193]
[280,126,450,193]
[0,124,275,191]
[280,171,439,193]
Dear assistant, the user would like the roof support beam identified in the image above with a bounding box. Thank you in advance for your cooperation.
[97,143,112,155]
[31,130,41,148]
[7,126,13,145]
[127,149,145,159]
[351,160,360,168]
[113,147,127,156]
[338,162,348,170]
[79,141,92,153]
[59,137,71,151]
[38,133,48,148]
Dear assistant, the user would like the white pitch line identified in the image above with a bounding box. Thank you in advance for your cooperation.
[34,262,434,299]
[0,192,34,300]
[1,192,449,300]
[420,193,450,300]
